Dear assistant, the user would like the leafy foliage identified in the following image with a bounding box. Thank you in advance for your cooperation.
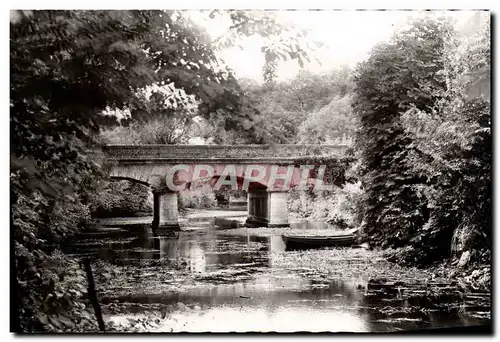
[210,10,322,84]
[288,181,363,228]
[397,14,491,265]
[297,94,357,144]
[352,16,453,249]
[353,14,491,267]
[101,116,194,145]
[89,180,152,218]
[287,153,361,228]
[230,67,356,144]
[178,188,217,211]
[9,9,274,332]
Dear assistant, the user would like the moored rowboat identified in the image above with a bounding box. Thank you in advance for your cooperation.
[282,234,356,250]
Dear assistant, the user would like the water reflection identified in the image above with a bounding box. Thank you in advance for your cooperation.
[66,215,489,332]
[156,306,369,332]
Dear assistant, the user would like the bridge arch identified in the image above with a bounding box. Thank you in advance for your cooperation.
[183,175,271,227]
[109,176,150,187]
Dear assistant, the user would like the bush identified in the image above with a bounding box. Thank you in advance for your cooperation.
[100,115,195,145]
[287,181,363,228]
[178,189,216,211]
[89,180,152,218]
[15,250,99,332]
[12,168,99,332]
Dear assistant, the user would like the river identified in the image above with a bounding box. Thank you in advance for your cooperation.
[63,207,491,333]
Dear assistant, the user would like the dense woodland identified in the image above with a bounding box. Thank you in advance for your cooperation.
[10,10,490,332]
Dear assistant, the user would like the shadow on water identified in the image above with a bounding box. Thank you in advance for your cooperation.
[64,212,490,332]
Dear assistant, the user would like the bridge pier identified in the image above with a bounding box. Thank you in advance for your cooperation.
[245,189,269,227]
[152,191,181,235]
[267,191,289,227]
[245,189,289,228]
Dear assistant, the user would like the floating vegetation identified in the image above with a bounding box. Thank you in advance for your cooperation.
[70,228,490,332]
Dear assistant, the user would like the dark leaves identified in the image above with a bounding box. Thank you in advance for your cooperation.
[353,15,491,267]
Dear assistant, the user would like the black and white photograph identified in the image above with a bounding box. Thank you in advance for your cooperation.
[8,7,492,334]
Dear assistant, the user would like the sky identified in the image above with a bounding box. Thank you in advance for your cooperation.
[191,10,483,83]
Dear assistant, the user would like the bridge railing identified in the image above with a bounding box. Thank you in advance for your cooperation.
[101,144,351,161]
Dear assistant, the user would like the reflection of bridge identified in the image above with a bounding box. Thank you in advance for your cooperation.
[101,144,348,235]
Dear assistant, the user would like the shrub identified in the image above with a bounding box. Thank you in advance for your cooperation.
[287,181,363,228]
[178,189,216,211]
[89,180,152,218]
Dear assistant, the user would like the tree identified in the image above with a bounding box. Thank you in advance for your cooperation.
[9,9,269,331]
[210,10,322,85]
[297,94,357,144]
[352,16,454,249]
[230,67,355,144]
[284,67,353,113]
[100,83,199,145]
[398,13,491,265]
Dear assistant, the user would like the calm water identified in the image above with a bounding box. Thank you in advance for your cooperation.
[64,209,490,333]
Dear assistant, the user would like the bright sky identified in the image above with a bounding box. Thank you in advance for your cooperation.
[191,10,482,83]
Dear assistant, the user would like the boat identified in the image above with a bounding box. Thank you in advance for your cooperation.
[282,234,356,250]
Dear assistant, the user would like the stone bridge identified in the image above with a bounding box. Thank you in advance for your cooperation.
[101,144,349,235]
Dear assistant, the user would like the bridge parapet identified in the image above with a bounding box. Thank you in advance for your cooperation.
[102,144,349,162]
